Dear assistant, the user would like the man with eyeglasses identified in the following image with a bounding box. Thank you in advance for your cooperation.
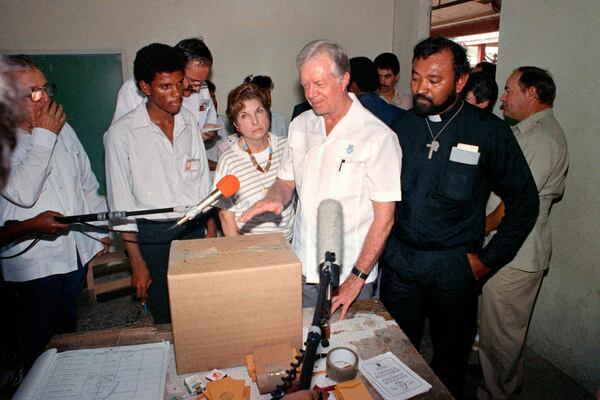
[112,37,219,141]
[0,55,108,373]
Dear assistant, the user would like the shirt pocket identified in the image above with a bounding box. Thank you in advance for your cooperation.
[334,145,366,199]
[438,160,480,202]
[57,139,82,181]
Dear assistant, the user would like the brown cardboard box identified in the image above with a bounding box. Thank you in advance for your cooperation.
[168,233,302,374]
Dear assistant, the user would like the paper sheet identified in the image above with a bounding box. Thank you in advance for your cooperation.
[359,352,432,400]
[13,341,170,400]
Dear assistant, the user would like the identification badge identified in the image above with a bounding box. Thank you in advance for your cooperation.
[199,99,211,112]
[185,158,201,171]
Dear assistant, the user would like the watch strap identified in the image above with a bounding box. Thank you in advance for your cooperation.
[351,266,369,280]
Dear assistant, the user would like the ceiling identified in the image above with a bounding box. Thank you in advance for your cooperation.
[430,0,501,37]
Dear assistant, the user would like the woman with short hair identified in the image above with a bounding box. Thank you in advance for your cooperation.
[214,83,295,240]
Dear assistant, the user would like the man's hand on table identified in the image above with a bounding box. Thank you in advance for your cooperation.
[331,276,364,320]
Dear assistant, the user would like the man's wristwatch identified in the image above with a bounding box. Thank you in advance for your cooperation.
[351,266,370,280]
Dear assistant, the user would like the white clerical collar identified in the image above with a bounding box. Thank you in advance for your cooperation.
[427,114,442,122]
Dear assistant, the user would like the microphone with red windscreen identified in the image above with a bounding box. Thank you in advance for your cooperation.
[176,175,240,226]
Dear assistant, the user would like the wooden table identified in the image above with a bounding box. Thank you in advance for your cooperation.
[49,299,452,399]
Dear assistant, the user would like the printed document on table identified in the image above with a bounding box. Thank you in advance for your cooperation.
[359,351,432,400]
[13,341,170,400]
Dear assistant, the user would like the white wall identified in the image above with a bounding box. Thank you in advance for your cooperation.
[0,0,396,118]
[392,0,431,91]
[497,0,600,394]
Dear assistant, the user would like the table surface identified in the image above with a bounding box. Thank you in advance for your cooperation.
[48,299,453,400]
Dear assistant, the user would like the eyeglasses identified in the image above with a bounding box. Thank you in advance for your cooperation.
[184,78,208,93]
[28,83,57,102]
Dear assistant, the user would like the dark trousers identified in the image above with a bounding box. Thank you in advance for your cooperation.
[136,218,205,324]
[7,257,87,372]
[380,236,478,399]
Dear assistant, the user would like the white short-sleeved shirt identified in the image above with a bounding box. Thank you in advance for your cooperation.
[1,124,106,282]
[111,77,218,129]
[104,103,211,232]
[214,133,295,241]
[278,93,402,283]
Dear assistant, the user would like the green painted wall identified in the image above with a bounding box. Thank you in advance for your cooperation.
[29,53,123,195]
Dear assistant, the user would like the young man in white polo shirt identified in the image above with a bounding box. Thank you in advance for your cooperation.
[241,40,402,318]
[104,44,211,324]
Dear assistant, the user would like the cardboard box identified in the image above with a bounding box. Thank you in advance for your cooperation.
[168,233,302,374]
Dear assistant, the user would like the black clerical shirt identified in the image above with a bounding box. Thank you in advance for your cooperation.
[390,100,539,271]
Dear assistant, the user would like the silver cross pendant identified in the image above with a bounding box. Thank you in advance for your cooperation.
[426,140,440,159]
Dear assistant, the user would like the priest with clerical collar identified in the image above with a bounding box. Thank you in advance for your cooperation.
[381,36,540,399]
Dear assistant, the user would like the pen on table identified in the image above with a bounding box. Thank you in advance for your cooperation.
[338,159,345,171]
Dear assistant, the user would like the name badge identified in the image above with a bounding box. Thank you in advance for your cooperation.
[199,99,211,112]
[185,159,201,171]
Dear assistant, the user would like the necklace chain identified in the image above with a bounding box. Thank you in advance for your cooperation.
[242,135,273,173]
[425,100,465,142]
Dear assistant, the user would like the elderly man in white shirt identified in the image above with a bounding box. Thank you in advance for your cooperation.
[104,43,211,325]
[241,40,402,318]
[1,55,108,372]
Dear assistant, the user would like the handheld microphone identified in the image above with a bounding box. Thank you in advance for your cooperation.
[176,175,240,226]
[316,199,343,288]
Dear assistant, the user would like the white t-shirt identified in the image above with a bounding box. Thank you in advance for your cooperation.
[214,133,295,242]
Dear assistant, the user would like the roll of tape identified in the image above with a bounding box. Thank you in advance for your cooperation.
[326,347,359,382]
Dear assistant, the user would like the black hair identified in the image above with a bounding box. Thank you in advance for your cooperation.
[244,75,274,91]
[516,66,556,106]
[205,79,216,93]
[175,38,213,65]
[373,52,400,75]
[474,61,497,78]
[349,57,379,92]
[413,36,471,81]
[133,43,186,90]
[464,71,498,112]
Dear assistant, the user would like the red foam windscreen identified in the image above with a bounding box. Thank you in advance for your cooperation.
[216,175,240,198]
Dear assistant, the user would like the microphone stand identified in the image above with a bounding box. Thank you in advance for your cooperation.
[271,251,337,399]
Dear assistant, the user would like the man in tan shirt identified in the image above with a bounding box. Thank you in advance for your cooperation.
[478,66,569,400]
